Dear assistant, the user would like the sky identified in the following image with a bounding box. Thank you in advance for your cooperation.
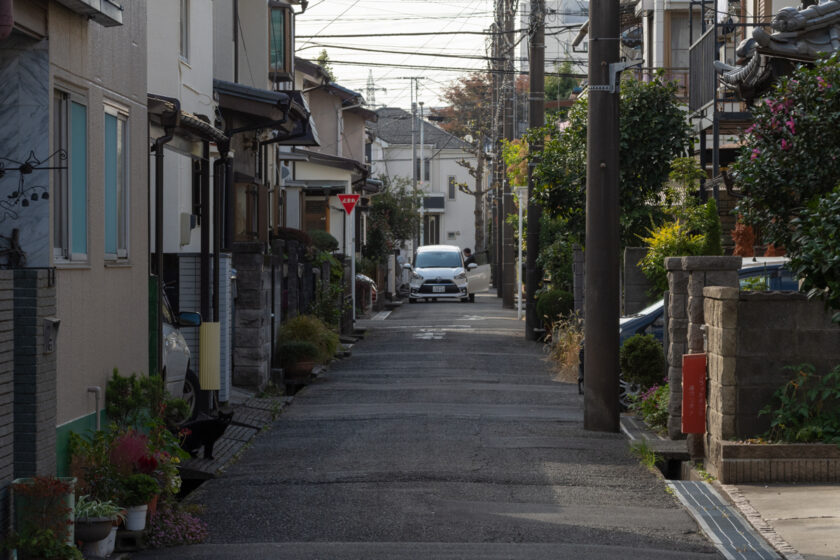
[294,0,499,111]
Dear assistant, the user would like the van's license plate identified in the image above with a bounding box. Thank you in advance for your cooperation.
[433,286,445,293]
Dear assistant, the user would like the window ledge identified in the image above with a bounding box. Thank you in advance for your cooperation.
[104,260,132,268]
[53,261,92,270]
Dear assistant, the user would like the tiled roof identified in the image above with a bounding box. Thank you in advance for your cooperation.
[372,107,473,151]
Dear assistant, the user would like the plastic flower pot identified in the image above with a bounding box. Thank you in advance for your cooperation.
[124,504,148,531]
[81,525,117,558]
[12,477,76,546]
[74,516,114,543]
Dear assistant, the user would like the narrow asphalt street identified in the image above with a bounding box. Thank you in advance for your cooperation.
[137,294,722,559]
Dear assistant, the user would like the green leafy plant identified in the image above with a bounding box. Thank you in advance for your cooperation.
[535,288,574,330]
[531,73,692,247]
[759,363,840,444]
[732,52,840,251]
[619,334,666,389]
[276,340,321,369]
[741,276,768,292]
[788,186,840,322]
[308,230,339,253]
[105,369,189,429]
[4,528,83,560]
[630,382,670,433]
[119,473,159,507]
[69,430,121,502]
[638,221,705,296]
[74,495,124,521]
[277,314,339,364]
[8,477,80,560]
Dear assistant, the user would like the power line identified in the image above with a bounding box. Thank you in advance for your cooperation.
[297,43,502,62]
[296,24,584,39]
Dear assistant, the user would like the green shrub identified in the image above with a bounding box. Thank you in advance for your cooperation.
[119,473,159,507]
[630,383,670,432]
[639,221,705,296]
[276,340,321,368]
[619,334,665,389]
[700,199,723,256]
[535,288,574,328]
[277,315,339,364]
[308,230,339,252]
[760,363,840,443]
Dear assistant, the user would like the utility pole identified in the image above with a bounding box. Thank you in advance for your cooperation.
[493,1,504,299]
[525,0,544,340]
[501,0,516,309]
[584,0,620,432]
[419,101,425,245]
[404,76,424,249]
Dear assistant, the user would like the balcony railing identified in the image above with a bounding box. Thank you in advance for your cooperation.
[689,27,716,112]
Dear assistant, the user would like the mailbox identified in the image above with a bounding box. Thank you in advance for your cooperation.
[681,353,707,434]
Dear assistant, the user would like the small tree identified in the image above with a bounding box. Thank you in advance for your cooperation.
[363,176,422,264]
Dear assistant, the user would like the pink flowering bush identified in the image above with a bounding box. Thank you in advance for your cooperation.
[145,505,209,548]
[630,382,670,433]
[732,52,840,250]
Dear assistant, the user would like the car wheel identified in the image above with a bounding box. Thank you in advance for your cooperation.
[409,298,417,304]
[469,293,475,303]
[460,297,469,303]
[619,374,641,410]
[182,369,200,421]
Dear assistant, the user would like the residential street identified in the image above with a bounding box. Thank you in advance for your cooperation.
[136,294,721,559]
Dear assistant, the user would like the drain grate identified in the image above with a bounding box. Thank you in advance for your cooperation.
[669,481,781,560]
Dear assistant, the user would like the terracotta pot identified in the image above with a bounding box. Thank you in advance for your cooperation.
[147,493,159,518]
[286,361,315,383]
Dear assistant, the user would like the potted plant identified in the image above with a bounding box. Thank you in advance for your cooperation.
[74,495,124,544]
[276,340,321,381]
[7,476,81,559]
[119,473,159,531]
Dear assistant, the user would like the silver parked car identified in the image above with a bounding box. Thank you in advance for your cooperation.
[161,293,202,420]
[404,244,481,303]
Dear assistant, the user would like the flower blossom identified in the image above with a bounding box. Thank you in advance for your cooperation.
[781,139,790,151]
[751,148,760,160]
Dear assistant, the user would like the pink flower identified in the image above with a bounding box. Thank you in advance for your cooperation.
[781,139,790,151]
[751,148,760,160]
[786,119,795,134]
[745,124,756,134]
[817,76,832,90]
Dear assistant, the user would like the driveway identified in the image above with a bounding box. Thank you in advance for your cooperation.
[136,292,721,559]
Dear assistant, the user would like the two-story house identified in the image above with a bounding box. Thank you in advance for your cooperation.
[370,107,484,259]
[0,0,148,507]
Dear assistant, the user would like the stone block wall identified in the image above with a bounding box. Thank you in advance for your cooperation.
[622,247,653,315]
[13,269,56,477]
[704,288,840,441]
[704,288,840,482]
[232,243,272,390]
[0,271,13,542]
[666,256,741,438]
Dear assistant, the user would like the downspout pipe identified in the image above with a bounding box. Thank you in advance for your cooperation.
[0,0,13,41]
[153,117,177,378]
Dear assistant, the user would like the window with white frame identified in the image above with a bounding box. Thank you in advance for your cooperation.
[53,90,88,262]
[104,107,129,259]
[180,0,189,61]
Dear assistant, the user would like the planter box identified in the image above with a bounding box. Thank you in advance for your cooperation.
[709,439,840,483]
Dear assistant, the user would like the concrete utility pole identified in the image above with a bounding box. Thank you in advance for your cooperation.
[525,0,545,341]
[419,101,426,246]
[404,76,424,249]
[493,1,504,299]
[584,0,620,432]
[502,0,516,309]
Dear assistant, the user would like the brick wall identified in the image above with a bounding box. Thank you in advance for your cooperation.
[0,271,13,542]
[13,269,56,477]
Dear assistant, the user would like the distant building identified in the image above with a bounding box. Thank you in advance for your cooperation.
[370,107,484,256]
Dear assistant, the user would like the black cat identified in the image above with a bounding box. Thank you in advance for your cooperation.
[180,410,234,460]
